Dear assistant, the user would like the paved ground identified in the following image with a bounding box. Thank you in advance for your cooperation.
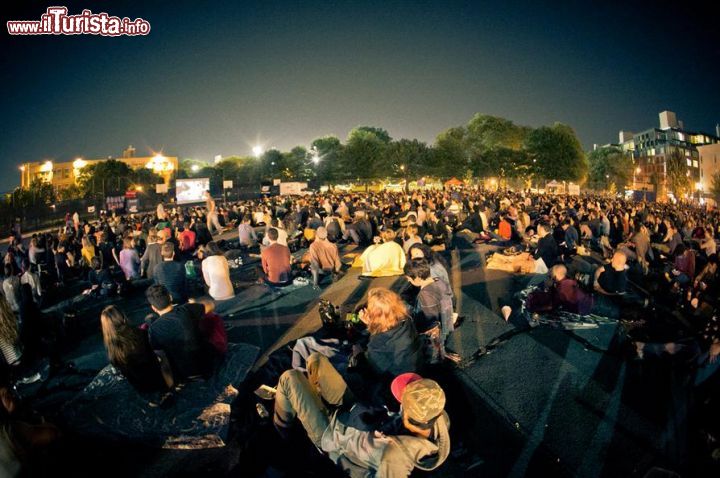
[14,231,713,477]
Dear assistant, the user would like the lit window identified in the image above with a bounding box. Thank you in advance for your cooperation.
[687,158,692,166]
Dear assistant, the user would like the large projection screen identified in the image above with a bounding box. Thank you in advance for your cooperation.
[176,178,210,204]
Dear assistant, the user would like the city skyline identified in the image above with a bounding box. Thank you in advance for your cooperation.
[3,0,719,191]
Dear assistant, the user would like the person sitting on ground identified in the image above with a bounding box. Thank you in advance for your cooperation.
[512,264,619,321]
[260,228,293,286]
[154,242,188,304]
[560,218,579,257]
[699,227,717,258]
[100,305,172,393]
[342,211,373,246]
[324,212,345,243]
[237,215,258,249]
[404,259,458,363]
[352,288,422,381]
[590,250,648,308]
[422,209,449,250]
[262,219,288,248]
[273,360,450,478]
[145,285,214,381]
[308,227,342,288]
[664,244,695,289]
[0,377,61,470]
[201,241,234,301]
[358,229,407,278]
[177,222,197,255]
[533,221,560,272]
[594,251,629,296]
[402,224,422,254]
[83,256,113,297]
[408,243,451,289]
[653,223,682,257]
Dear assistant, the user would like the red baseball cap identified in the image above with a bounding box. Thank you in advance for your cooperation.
[390,372,422,403]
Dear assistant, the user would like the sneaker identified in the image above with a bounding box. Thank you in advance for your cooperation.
[16,373,41,385]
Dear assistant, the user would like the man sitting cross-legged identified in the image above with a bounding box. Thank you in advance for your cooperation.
[308,227,342,288]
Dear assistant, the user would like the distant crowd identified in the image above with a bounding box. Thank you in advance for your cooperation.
[1,186,718,476]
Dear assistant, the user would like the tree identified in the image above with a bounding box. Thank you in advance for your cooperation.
[132,168,164,191]
[311,136,344,185]
[524,123,587,182]
[58,184,83,201]
[466,114,529,151]
[434,126,469,180]
[76,159,135,196]
[281,146,311,180]
[665,149,691,200]
[587,146,633,191]
[343,126,391,183]
[260,149,284,181]
[711,172,720,204]
[385,139,432,192]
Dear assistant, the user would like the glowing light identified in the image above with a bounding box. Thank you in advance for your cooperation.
[636,167,641,174]
[40,160,53,172]
[695,182,703,191]
[146,154,174,173]
[191,164,200,172]
[19,165,25,172]
[73,158,88,170]
[252,145,264,158]
[135,185,143,192]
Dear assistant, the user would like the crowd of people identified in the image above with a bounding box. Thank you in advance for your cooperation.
[0,186,718,476]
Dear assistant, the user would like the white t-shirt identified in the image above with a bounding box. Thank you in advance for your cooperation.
[201,255,235,300]
[263,227,288,247]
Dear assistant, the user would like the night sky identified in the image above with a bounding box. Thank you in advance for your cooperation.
[2,0,719,191]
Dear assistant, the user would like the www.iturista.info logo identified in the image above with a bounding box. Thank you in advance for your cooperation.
[7,6,151,36]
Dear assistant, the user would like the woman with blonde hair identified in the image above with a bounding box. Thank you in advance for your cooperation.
[354,287,421,378]
[116,237,140,280]
[80,235,96,267]
[100,305,170,392]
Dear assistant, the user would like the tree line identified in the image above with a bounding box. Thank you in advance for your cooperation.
[181,114,589,189]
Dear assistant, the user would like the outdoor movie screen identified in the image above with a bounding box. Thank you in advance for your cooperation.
[176,178,209,204]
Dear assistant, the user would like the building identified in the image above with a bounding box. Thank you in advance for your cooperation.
[698,142,720,203]
[19,146,178,190]
[620,111,719,201]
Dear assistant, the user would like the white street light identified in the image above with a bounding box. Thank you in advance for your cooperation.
[191,164,200,172]
[252,145,264,158]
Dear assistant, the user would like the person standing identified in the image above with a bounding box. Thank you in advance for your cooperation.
[204,191,223,235]
[141,229,163,280]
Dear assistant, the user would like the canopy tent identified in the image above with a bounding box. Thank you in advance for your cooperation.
[444,177,464,187]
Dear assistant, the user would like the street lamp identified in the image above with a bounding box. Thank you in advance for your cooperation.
[191,164,200,173]
[252,145,264,158]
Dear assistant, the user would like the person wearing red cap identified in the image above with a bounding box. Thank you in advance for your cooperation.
[273,355,450,477]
